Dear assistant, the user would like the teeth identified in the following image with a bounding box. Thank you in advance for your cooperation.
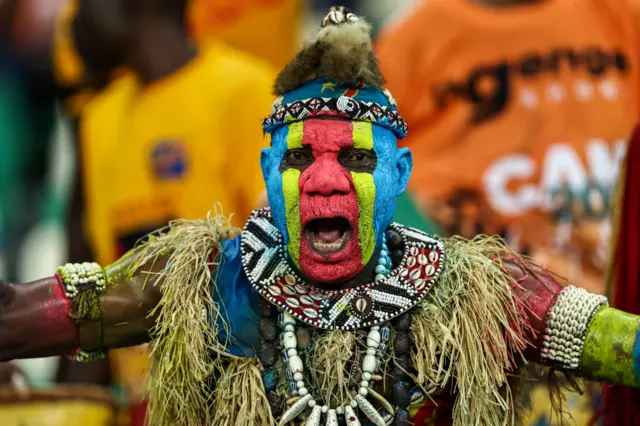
[314,242,341,249]
[310,232,348,252]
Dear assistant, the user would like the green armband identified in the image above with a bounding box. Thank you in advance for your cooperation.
[579,307,640,387]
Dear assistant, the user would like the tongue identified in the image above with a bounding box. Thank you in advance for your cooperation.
[316,227,342,243]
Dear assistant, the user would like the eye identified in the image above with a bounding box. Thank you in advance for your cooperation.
[285,150,312,164]
[348,152,367,163]
[339,148,377,173]
[280,148,314,172]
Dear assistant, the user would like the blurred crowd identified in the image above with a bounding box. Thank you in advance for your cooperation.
[0,0,637,425]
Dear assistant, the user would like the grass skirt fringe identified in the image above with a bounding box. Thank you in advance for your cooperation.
[121,209,238,426]
[212,358,275,425]
[120,218,538,426]
[410,235,533,426]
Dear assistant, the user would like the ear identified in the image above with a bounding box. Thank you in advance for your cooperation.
[260,148,272,183]
[395,147,413,196]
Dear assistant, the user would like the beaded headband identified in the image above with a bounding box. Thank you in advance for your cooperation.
[262,79,408,139]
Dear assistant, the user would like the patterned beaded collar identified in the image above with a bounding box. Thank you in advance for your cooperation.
[241,209,446,330]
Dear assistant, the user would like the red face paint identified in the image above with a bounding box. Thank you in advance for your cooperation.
[297,119,364,283]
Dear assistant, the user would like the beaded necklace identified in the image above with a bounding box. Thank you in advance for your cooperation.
[258,230,421,425]
[277,237,393,425]
[277,312,389,426]
[241,209,445,331]
[243,209,446,425]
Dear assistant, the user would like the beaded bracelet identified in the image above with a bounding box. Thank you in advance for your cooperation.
[540,285,608,370]
[57,262,107,298]
[57,262,108,362]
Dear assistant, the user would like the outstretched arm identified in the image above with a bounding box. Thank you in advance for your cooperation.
[506,259,640,387]
[0,254,165,362]
[0,276,78,360]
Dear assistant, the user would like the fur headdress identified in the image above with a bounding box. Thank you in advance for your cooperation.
[274,7,385,94]
[262,7,408,139]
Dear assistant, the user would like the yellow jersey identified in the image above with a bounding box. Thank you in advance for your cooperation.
[80,41,275,265]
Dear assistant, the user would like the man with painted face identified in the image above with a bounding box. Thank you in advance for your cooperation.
[0,7,639,426]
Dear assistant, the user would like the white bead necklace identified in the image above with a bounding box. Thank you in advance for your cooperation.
[279,311,388,426]
[278,239,393,425]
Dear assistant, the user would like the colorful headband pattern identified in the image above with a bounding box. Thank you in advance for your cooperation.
[262,78,408,139]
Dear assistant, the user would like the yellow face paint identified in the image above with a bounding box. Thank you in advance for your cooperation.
[352,121,374,150]
[282,121,304,265]
[351,122,376,265]
[282,168,301,264]
[286,121,304,149]
[351,171,376,264]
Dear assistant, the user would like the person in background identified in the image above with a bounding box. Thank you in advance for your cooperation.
[52,0,304,268]
[52,0,276,424]
[376,0,640,424]
[377,0,638,294]
[70,0,274,286]
[51,0,304,265]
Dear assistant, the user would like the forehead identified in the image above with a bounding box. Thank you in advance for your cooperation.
[283,119,375,153]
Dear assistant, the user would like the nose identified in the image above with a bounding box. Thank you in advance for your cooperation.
[300,157,351,196]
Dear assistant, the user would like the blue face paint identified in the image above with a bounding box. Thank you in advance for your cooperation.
[260,125,290,244]
[261,121,413,274]
[370,124,413,247]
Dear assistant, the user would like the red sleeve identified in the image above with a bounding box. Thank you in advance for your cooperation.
[503,260,564,362]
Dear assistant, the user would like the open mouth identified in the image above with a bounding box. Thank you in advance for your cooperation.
[304,217,352,256]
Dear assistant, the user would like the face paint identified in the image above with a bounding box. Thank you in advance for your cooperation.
[260,118,413,284]
[282,168,301,263]
[351,121,376,264]
[296,120,362,282]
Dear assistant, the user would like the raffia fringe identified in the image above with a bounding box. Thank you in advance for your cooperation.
[204,234,534,426]
[121,220,538,425]
[309,330,358,407]
[120,206,236,426]
[212,357,277,426]
[69,288,102,322]
[411,235,533,426]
